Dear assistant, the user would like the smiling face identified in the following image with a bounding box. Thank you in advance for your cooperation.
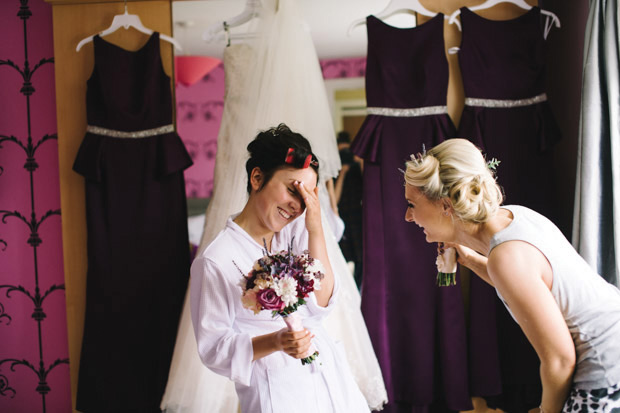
[404,184,452,243]
[251,166,317,234]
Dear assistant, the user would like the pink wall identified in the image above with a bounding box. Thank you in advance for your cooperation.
[176,64,226,199]
[0,1,71,412]
[176,56,366,199]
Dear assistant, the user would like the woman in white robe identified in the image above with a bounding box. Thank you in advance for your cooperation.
[190,124,369,413]
[161,0,387,411]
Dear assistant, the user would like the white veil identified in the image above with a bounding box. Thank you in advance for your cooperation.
[161,0,387,411]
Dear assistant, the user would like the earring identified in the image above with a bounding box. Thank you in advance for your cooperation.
[443,211,449,216]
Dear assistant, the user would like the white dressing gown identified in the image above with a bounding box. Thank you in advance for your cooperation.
[190,215,370,413]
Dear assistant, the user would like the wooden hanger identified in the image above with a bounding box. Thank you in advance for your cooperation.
[76,1,182,52]
[448,0,561,39]
[347,0,442,36]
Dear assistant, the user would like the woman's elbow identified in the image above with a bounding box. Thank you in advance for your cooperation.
[542,348,576,379]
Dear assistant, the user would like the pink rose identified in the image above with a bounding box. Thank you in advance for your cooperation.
[241,289,261,315]
[256,288,284,311]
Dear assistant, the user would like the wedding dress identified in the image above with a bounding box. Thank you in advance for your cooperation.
[161,1,387,411]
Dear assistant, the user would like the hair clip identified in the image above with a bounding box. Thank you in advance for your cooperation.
[303,154,313,169]
[285,147,294,164]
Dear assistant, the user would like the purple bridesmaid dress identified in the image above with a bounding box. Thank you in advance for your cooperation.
[457,7,562,412]
[352,14,472,413]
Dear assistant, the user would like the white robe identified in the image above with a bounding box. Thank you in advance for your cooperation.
[190,215,370,413]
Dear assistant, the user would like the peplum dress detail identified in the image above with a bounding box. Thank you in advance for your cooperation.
[352,14,472,412]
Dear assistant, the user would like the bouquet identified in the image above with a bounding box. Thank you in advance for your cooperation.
[238,242,324,365]
[436,242,457,287]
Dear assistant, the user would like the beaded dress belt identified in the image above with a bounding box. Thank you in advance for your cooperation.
[86,124,174,138]
[464,93,547,108]
[366,105,447,117]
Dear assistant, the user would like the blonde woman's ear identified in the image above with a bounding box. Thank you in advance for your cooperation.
[441,198,454,215]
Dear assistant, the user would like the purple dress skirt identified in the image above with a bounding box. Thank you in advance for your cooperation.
[73,33,193,412]
[352,15,472,412]
[456,7,562,412]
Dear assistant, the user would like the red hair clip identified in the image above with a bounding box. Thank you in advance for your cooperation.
[303,154,313,169]
[284,147,294,164]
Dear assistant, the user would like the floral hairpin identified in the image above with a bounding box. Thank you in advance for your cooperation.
[400,147,427,176]
[486,157,501,171]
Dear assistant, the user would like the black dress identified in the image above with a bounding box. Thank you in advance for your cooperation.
[73,33,192,412]
[337,147,364,288]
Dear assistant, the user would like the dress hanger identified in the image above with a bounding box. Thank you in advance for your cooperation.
[448,0,561,39]
[202,0,262,43]
[76,1,182,52]
[347,0,447,36]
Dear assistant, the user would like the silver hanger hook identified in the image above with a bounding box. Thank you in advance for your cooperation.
[223,21,231,47]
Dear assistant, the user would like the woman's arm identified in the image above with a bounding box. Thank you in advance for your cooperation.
[325,178,339,215]
[333,164,350,205]
[294,180,334,307]
[447,243,494,286]
[488,241,576,413]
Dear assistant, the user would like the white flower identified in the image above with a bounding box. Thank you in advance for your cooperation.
[313,278,321,291]
[437,247,457,273]
[305,259,325,277]
[273,277,298,307]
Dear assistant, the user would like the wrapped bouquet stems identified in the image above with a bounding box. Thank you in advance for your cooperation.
[282,313,319,365]
[436,243,457,287]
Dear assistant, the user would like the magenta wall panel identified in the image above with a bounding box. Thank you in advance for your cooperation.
[0,1,72,412]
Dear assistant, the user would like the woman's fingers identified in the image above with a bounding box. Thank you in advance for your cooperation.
[294,181,317,204]
[294,181,322,233]
[280,329,315,358]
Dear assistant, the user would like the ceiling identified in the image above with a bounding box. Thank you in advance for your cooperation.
[172,0,419,59]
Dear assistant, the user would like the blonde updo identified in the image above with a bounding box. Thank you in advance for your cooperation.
[404,138,504,223]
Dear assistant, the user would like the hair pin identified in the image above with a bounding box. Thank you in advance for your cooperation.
[285,147,294,164]
[486,158,501,171]
[303,154,313,169]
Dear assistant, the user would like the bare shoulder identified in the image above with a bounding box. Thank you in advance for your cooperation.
[488,240,552,288]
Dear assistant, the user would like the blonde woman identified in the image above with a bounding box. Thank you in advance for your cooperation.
[403,138,620,412]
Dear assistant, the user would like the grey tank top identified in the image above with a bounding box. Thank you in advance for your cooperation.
[490,205,620,390]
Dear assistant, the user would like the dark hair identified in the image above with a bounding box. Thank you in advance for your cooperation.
[245,123,320,194]
[337,131,351,144]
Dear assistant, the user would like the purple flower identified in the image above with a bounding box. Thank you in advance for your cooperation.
[256,288,285,311]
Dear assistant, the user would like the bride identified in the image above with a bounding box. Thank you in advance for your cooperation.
[161,0,387,411]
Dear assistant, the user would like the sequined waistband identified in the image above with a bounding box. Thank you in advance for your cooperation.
[86,124,174,138]
[464,93,547,108]
[366,105,448,117]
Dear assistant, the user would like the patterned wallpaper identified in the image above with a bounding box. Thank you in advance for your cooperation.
[0,1,71,412]
[176,64,226,199]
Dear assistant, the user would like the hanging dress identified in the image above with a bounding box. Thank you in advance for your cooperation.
[161,1,388,411]
[73,33,192,412]
[160,43,249,413]
[456,7,562,412]
[351,14,472,412]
